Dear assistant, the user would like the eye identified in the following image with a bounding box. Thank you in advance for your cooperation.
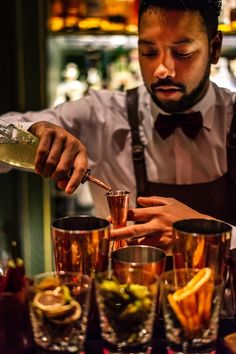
[173,51,192,59]
[140,50,157,57]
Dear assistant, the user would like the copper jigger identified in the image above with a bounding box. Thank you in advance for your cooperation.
[106,190,130,250]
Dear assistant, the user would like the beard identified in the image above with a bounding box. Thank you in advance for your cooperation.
[147,62,211,113]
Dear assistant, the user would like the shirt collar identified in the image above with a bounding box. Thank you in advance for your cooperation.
[151,81,216,131]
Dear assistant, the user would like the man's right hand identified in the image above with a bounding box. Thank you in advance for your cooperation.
[29,121,88,194]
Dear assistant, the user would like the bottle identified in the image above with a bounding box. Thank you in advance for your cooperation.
[210,57,236,92]
[0,120,39,171]
[126,0,139,33]
[101,0,137,33]
[102,0,129,32]
[48,0,65,32]
[64,0,86,31]
[78,0,104,31]
[230,5,236,30]
[54,62,87,105]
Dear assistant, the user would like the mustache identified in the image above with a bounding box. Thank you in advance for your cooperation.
[151,79,185,91]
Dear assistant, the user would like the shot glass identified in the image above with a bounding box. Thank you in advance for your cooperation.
[51,215,110,276]
[106,190,130,250]
[28,271,92,352]
[172,218,232,279]
[95,267,158,353]
[161,267,224,353]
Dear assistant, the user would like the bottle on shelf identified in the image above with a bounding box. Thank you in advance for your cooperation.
[48,0,139,34]
[230,5,236,30]
[48,0,65,32]
[101,0,138,33]
[54,63,88,106]
[64,0,86,31]
[78,0,104,31]
[210,57,236,92]
[219,0,236,33]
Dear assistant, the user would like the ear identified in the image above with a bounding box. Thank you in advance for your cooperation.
[210,31,223,64]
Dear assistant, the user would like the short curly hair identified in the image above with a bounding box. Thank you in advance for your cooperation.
[138,0,222,39]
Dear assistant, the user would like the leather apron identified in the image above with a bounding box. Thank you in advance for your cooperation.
[126,88,236,226]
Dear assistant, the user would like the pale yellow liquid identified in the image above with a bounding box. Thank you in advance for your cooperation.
[0,141,39,171]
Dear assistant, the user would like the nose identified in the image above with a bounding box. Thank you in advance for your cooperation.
[154,53,176,79]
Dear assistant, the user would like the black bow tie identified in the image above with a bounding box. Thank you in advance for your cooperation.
[155,111,203,140]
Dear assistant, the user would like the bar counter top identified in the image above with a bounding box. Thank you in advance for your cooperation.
[7,317,236,354]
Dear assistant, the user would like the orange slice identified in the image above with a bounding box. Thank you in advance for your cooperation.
[224,333,236,354]
[173,268,212,301]
[192,238,205,268]
[167,293,188,329]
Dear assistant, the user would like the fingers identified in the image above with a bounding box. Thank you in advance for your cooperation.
[65,150,87,194]
[35,133,63,176]
[127,206,163,222]
[31,121,88,193]
[110,221,157,241]
[139,232,172,250]
[137,196,173,207]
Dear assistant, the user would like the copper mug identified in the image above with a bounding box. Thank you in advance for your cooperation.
[51,215,110,277]
[111,245,166,318]
[111,245,166,277]
[172,218,232,280]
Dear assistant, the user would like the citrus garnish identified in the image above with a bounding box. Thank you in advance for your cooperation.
[173,267,212,301]
[224,333,236,354]
[33,290,66,312]
[33,283,82,325]
[167,268,213,336]
[167,293,188,328]
[36,277,59,291]
[192,238,205,268]
[51,300,82,324]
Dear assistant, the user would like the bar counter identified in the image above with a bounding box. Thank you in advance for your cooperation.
[6,316,236,354]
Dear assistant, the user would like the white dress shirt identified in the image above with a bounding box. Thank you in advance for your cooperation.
[1,82,236,225]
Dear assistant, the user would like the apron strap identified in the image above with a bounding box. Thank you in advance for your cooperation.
[227,99,236,184]
[126,87,149,198]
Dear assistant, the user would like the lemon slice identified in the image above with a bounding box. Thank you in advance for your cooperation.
[33,290,65,311]
[51,300,82,325]
[45,302,75,317]
[36,277,59,291]
[173,267,212,301]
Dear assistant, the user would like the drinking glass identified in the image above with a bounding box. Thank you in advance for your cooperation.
[162,268,224,354]
[51,215,110,277]
[229,248,236,317]
[106,190,130,250]
[28,271,92,352]
[95,268,158,353]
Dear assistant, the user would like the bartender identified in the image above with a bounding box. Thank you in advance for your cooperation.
[1,0,236,248]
